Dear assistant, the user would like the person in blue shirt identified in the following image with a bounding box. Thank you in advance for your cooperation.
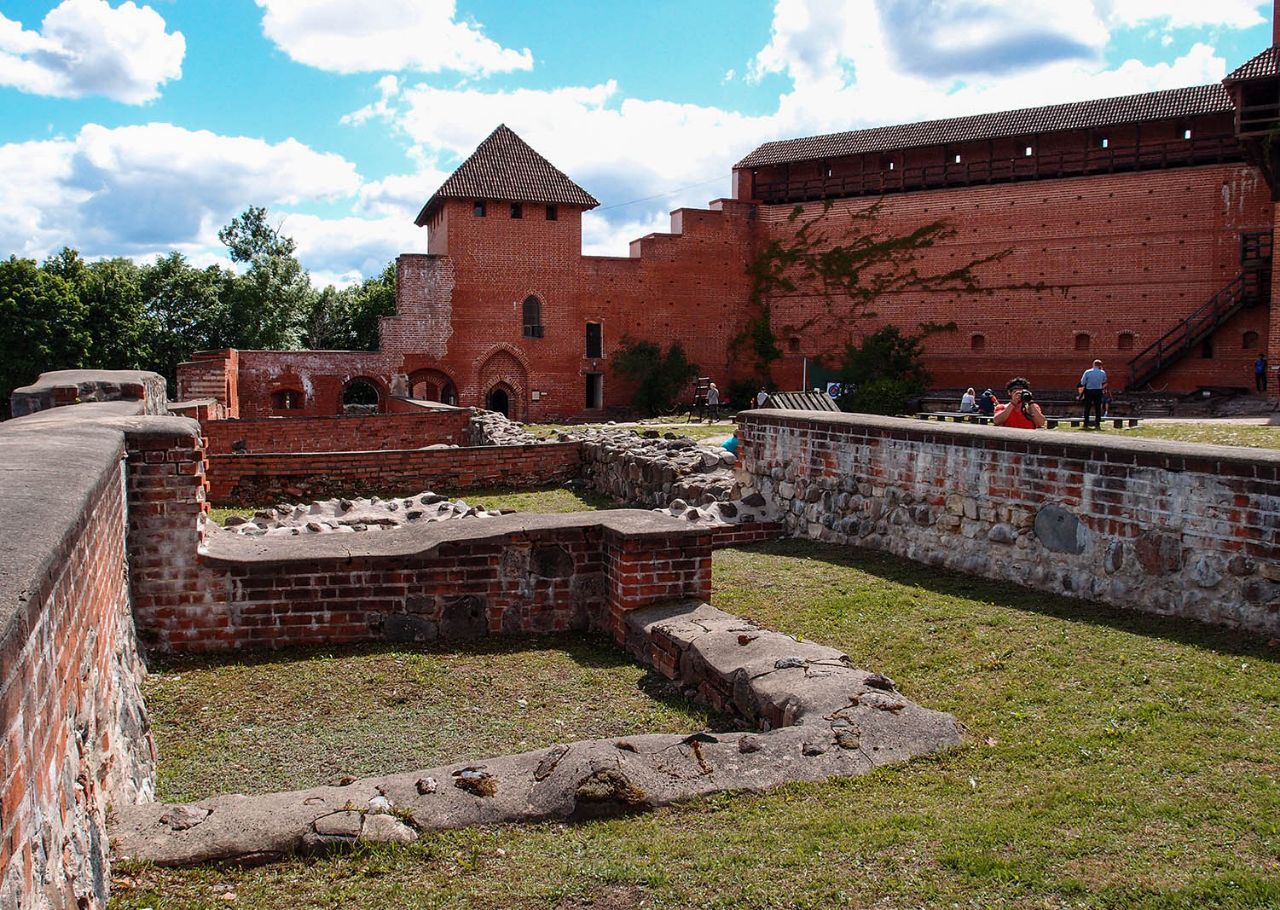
[721,429,740,454]
[1255,353,1268,393]
[1079,359,1108,429]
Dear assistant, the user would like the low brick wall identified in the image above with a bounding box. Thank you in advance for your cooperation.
[0,403,157,910]
[132,511,710,653]
[740,410,1280,634]
[200,409,472,456]
[204,441,582,504]
[709,521,787,549]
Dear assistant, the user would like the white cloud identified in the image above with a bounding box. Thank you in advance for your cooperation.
[581,210,671,258]
[1102,0,1266,30]
[0,123,361,264]
[282,213,423,287]
[255,0,532,76]
[0,0,184,103]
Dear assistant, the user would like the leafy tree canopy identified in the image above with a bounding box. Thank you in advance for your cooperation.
[610,337,699,416]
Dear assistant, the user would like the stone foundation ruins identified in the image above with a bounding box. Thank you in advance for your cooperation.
[4,369,1279,909]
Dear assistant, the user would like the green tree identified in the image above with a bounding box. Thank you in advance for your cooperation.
[218,206,310,349]
[0,256,89,415]
[611,338,699,416]
[835,325,931,415]
[347,260,396,350]
[300,285,356,350]
[140,252,233,389]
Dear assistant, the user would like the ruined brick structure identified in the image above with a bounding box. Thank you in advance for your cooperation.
[180,44,1280,420]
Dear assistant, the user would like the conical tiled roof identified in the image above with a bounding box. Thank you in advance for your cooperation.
[415,125,599,225]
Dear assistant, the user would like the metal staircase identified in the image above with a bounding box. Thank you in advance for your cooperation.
[1126,231,1272,391]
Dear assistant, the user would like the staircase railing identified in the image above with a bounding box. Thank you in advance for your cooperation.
[1126,272,1264,391]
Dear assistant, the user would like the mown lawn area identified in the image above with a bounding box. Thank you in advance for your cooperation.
[1125,422,1280,450]
[112,539,1280,910]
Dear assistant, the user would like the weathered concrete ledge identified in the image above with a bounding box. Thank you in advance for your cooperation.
[109,602,961,866]
[10,369,168,418]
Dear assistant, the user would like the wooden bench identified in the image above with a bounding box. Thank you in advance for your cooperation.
[914,412,992,424]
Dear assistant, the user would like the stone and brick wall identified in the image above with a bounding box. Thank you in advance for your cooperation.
[204,441,583,505]
[740,410,1280,635]
[199,409,472,456]
[0,404,157,910]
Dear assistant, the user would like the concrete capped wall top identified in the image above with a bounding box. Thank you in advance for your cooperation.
[740,409,1280,471]
[202,508,706,565]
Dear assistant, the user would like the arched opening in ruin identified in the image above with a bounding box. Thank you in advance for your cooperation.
[408,369,458,406]
[341,378,383,415]
[487,385,511,416]
[270,388,303,410]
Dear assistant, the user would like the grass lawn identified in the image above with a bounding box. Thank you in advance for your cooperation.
[112,539,1280,909]
[1125,422,1280,450]
[142,636,715,804]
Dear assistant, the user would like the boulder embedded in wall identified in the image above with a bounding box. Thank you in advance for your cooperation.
[1103,540,1125,575]
[1134,531,1183,576]
[1189,555,1225,589]
[1033,505,1085,555]
[986,523,1016,544]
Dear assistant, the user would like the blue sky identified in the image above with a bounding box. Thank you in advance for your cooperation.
[0,0,1274,286]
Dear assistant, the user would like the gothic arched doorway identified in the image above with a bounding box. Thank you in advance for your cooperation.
[487,386,511,416]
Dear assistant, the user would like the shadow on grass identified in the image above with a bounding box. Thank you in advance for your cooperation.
[146,632,720,724]
[731,537,1280,663]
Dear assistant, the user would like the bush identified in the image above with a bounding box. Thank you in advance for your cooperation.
[610,338,699,416]
[837,326,930,415]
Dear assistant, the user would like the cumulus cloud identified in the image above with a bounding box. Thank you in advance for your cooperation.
[280,213,422,287]
[0,0,184,103]
[1102,0,1266,30]
[255,0,532,76]
[0,123,361,264]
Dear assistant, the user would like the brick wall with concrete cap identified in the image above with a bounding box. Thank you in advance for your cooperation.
[199,409,473,456]
[10,369,169,419]
[0,401,156,910]
[168,510,712,652]
[203,441,583,505]
[738,409,1280,635]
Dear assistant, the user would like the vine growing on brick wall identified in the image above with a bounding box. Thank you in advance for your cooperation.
[734,200,1026,379]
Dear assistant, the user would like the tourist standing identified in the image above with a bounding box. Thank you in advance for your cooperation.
[1079,359,1107,429]
[1255,353,1269,393]
[706,382,720,420]
[756,387,769,408]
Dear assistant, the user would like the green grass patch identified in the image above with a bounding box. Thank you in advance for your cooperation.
[1126,422,1280,450]
[143,636,715,804]
[112,540,1280,909]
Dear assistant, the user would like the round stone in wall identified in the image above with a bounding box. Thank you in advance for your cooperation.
[1033,504,1086,555]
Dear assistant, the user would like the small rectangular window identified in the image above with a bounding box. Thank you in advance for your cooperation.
[473,200,486,217]
[545,205,558,221]
[888,161,895,171]
[1100,137,1109,148]
[1184,128,1192,140]
[954,153,962,164]
[585,322,603,359]
[1024,146,1033,156]
[510,202,523,219]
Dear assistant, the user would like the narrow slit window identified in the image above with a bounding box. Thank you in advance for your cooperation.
[1024,146,1033,156]
[473,200,486,217]
[1101,137,1109,149]
[510,202,523,219]
[545,205,558,221]
[1183,128,1192,140]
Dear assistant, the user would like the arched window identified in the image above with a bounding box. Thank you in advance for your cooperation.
[522,296,544,338]
[1117,332,1135,351]
[341,379,381,415]
[1075,333,1091,352]
[1243,330,1260,349]
[270,389,302,410]
[971,334,986,351]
